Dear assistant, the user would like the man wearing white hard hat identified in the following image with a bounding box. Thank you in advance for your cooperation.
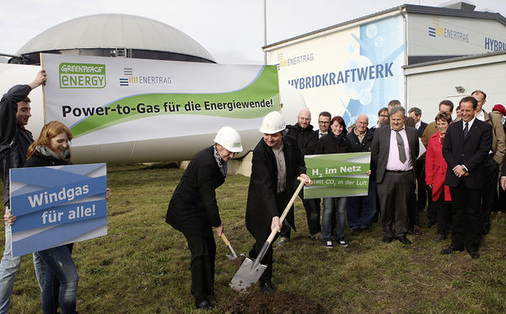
[245,111,312,293]
[165,126,242,310]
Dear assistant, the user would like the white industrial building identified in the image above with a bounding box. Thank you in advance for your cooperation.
[264,2,506,125]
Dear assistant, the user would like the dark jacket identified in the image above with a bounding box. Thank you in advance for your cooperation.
[0,85,34,205]
[24,150,71,167]
[417,122,428,138]
[286,123,318,155]
[346,128,374,153]
[370,125,419,184]
[246,136,306,242]
[314,132,350,154]
[166,146,224,236]
[442,119,492,189]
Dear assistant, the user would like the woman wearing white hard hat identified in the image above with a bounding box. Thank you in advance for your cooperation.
[165,126,242,310]
[245,111,312,293]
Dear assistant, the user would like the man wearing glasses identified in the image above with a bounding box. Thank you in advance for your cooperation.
[316,111,331,139]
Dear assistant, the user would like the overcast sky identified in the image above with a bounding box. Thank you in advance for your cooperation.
[1,0,506,64]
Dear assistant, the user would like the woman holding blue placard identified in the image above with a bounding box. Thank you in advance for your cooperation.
[6,121,110,314]
[314,116,351,249]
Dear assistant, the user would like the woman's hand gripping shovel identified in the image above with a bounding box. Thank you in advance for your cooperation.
[229,177,307,292]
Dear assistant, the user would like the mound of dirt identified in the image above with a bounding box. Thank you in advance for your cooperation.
[222,290,329,314]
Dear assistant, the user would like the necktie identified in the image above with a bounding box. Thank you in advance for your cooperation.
[463,122,469,140]
[395,130,407,163]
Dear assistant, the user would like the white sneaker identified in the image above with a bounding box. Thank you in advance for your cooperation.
[324,240,333,248]
[337,239,348,247]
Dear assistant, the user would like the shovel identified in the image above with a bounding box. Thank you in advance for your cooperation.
[220,233,238,260]
[230,177,306,292]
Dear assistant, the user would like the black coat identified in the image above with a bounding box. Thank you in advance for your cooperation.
[346,128,374,153]
[442,119,492,189]
[166,146,225,236]
[370,125,419,184]
[417,122,428,138]
[246,137,306,242]
[314,132,350,154]
[24,150,71,167]
[0,85,34,205]
[286,123,318,155]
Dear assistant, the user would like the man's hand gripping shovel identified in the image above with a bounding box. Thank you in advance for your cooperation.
[229,177,307,292]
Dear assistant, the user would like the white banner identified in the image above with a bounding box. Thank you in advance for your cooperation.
[42,54,280,148]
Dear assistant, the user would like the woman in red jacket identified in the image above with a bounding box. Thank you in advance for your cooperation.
[425,111,452,242]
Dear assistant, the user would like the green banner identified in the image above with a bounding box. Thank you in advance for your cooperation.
[304,152,371,199]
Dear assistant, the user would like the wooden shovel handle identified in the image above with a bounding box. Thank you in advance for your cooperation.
[220,233,231,246]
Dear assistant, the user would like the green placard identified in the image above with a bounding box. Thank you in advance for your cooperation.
[304,152,371,199]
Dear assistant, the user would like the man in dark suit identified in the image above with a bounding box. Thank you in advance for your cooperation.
[471,90,505,234]
[408,107,428,235]
[284,109,319,243]
[441,96,492,259]
[371,106,419,245]
[408,107,428,137]
[166,126,243,309]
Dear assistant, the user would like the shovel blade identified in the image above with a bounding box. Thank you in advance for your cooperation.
[229,257,267,292]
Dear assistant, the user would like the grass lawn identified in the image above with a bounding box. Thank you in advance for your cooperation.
[3,163,506,313]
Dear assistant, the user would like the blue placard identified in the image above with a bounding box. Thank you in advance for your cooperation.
[9,163,107,257]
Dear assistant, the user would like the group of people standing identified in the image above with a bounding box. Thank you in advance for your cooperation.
[1,70,504,312]
[166,93,506,309]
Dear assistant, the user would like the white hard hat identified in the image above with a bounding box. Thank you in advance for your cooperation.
[214,126,243,153]
[259,111,286,134]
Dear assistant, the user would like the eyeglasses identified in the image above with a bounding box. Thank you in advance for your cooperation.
[318,121,330,124]
[379,114,389,118]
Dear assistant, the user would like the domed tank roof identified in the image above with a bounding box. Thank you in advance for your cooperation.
[16,14,214,62]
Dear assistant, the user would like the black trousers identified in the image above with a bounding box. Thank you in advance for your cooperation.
[183,227,216,301]
[434,189,451,236]
[251,190,286,284]
[302,196,321,236]
[450,183,482,251]
[377,171,414,238]
[481,154,499,232]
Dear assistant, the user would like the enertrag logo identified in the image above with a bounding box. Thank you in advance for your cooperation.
[59,63,106,89]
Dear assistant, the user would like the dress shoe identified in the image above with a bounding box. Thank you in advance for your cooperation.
[441,245,464,255]
[468,250,480,259]
[195,299,214,310]
[350,228,361,234]
[413,225,422,236]
[382,236,393,243]
[396,236,412,245]
[259,281,276,293]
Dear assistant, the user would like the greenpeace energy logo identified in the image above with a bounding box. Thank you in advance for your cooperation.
[59,63,106,89]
